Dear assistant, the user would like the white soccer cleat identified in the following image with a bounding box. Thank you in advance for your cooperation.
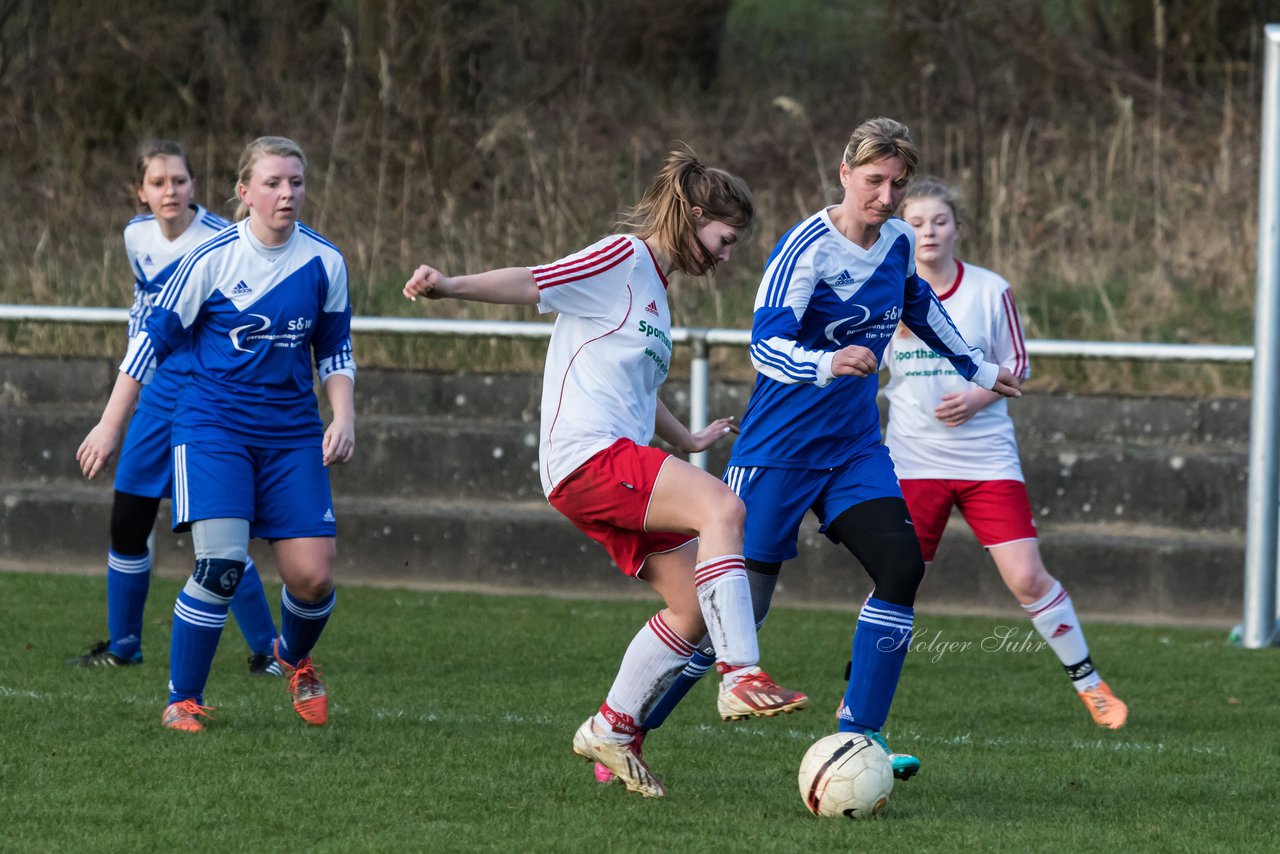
[572,718,665,798]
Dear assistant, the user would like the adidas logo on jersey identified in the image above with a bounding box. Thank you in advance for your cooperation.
[644,300,659,316]
[832,270,855,286]
[232,280,253,296]
[141,254,154,267]
[322,508,336,522]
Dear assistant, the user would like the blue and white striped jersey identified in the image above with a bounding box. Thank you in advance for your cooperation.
[729,208,997,469]
[121,219,355,448]
[125,204,230,336]
[124,204,230,416]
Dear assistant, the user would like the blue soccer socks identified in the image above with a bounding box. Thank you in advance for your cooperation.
[168,588,229,704]
[642,648,715,731]
[231,558,278,656]
[106,549,151,659]
[838,597,914,734]
[277,587,336,667]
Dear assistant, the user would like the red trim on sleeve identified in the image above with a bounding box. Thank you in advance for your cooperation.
[1001,287,1030,378]
[531,236,634,290]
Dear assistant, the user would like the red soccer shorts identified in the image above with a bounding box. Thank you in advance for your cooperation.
[898,478,1038,562]
[548,437,696,577]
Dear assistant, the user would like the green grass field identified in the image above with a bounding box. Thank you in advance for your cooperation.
[3,571,1278,852]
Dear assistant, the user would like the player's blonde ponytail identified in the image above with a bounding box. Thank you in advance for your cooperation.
[621,147,753,276]
[233,136,309,221]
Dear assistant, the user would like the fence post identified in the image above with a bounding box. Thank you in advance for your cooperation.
[1242,23,1280,649]
[688,331,709,471]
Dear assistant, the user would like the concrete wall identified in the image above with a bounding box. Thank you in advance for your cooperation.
[0,355,1248,624]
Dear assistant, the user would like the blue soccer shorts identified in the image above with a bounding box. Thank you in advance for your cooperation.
[113,407,174,498]
[724,443,903,563]
[171,440,337,539]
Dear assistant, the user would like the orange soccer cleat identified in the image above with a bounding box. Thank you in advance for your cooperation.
[275,639,328,726]
[1079,680,1128,729]
[162,699,214,733]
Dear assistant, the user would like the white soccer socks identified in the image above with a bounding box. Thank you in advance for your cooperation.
[596,612,696,741]
[694,555,758,683]
[1024,581,1101,691]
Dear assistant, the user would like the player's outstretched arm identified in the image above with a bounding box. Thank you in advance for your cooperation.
[403,264,539,306]
[76,372,143,479]
[654,398,739,454]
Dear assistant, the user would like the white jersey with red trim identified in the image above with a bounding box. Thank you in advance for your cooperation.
[883,260,1029,480]
[531,234,673,495]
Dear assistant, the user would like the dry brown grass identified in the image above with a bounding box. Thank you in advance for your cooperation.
[0,1,1268,395]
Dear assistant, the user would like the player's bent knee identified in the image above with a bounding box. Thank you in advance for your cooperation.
[1006,567,1054,602]
[865,531,927,606]
[285,574,335,603]
[109,491,160,555]
[189,557,247,601]
[703,489,746,534]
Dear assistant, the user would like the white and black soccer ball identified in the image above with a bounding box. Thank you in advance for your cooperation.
[798,732,894,819]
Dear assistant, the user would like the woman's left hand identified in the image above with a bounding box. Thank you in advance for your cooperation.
[684,416,739,453]
[933,391,988,427]
[322,416,356,466]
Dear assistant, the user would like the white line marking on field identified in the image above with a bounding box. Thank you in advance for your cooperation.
[0,684,1228,757]
[690,720,1227,756]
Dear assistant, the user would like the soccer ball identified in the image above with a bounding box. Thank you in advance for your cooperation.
[798,732,894,819]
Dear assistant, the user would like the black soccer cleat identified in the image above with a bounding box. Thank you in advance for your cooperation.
[66,640,143,667]
[247,652,283,676]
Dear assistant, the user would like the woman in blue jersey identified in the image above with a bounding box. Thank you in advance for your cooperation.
[68,140,281,676]
[78,136,355,732]
[707,118,1018,779]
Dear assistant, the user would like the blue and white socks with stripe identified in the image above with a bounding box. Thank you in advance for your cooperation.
[105,549,151,661]
[838,597,914,734]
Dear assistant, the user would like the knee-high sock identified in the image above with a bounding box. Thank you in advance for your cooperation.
[640,649,715,731]
[168,585,229,704]
[1024,581,1101,691]
[277,587,336,666]
[642,568,779,730]
[694,555,757,670]
[594,612,695,741]
[106,549,151,659]
[838,597,914,734]
[230,558,278,656]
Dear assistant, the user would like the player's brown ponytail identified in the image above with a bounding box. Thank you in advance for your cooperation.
[621,147,753,276]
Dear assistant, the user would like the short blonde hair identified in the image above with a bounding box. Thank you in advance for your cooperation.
[842,117,919,182]
[233,136,308,221]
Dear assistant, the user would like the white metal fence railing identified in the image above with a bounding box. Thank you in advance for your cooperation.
[0,303,1256,470]
[0,305,1257,462]
[0,302,1270,644]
